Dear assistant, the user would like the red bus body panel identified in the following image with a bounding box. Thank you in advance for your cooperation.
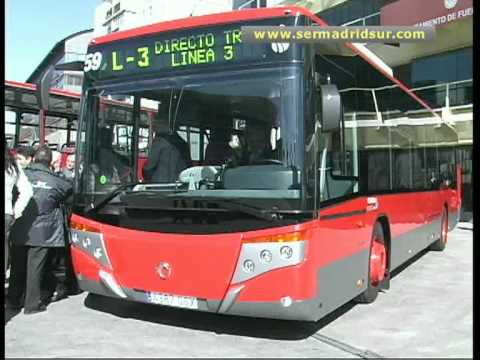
[70,189,459,302]
[102,223,241,299]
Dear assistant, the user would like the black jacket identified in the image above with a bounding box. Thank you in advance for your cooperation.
[10,163,73,247]
[143,135,188,183]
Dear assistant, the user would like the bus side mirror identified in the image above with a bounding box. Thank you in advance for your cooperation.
[319,84,341,132]
[36,65,55,110]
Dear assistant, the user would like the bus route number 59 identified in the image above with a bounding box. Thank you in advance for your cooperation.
[84,52,103,72]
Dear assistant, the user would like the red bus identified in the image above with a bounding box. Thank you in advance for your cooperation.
[5,80,152,176]
[4,80,80,153]
[68,6,461,321]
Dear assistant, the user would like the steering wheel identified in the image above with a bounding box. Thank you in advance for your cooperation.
[251,159,283,165]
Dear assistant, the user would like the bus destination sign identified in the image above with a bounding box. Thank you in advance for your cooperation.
[84,17,299,81]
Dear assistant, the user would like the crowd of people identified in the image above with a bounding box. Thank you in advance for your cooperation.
[4,144,80,315]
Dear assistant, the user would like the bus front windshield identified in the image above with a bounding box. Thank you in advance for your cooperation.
[78,66,305,211]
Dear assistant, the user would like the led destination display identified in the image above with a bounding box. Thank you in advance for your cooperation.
[84,16,301,81]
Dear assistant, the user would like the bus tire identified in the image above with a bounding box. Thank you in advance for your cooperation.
[355,222,387,304]
[429,208,448,251]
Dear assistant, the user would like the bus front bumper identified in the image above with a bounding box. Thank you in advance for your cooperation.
[76,275,320,321]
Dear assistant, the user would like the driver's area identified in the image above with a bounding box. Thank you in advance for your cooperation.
[79,67,303,198]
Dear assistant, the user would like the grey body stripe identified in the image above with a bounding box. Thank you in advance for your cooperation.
[390,218,442,271]
[314,249,369,318]
[218,285,244,313]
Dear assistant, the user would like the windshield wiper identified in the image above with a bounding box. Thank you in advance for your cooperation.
[211,199,275,221]
[169,195,278,221]
[85,182,140,214]
[120,191,279,221]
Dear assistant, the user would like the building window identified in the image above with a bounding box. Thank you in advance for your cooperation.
[233,0,266,10]
[114,3,121,13]
[318,0,382,25]
[64,75,83,87]
[409,47,473,108]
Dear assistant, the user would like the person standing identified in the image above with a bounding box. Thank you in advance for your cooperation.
[15,145,35,169]
[4,147,33,274]
[54,152,82,299]
[7,145,73,314]
[143,119,189,183]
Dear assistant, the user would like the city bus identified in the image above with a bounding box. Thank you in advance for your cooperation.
[4,80,80,151]
[67,6,461,321]
[4,80,152,176]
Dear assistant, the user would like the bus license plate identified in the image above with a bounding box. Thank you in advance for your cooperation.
[147,292,198,310]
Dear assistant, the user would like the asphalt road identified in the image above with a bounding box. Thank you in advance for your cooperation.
[5,226,473,358]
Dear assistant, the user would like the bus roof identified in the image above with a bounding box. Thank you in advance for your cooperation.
[5,80,81,99]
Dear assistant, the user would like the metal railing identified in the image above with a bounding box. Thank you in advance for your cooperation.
[237,0,259,10]
[340,78,472,110]
[342,12,381,26]
[409,79,472,110]
[339,79,472,123]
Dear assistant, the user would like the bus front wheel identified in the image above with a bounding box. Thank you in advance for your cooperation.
[355,222,387,304]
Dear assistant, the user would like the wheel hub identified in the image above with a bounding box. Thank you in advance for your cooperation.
[370,239,386,285]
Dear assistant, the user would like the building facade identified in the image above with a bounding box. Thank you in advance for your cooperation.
[94,0,231,36]
[314,0,473,219]
[94,0,286,36]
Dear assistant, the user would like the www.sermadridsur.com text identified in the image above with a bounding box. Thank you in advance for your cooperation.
[241,26,435,43]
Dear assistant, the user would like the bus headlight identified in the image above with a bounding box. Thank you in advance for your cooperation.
[280,246,293,259]
[243,259,255,273]
[232,231,307,284]
[259,250,273,263]
[70,220,111,269]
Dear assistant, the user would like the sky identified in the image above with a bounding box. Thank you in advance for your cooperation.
[5,0,101,82]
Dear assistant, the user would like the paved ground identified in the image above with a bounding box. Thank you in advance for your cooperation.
[5,226,472,358]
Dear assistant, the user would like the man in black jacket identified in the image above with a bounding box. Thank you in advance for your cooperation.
[143,119,190,183]
[7,145,73,314]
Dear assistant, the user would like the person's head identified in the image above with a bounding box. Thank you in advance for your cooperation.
[245,123,266,152]
[15,146,35,169]
[5,146,19,175]
[211,128,231,143]
[51,150,61,172]
[65,153,76,171]
[33,145,53,168]
[152,116,170,137]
